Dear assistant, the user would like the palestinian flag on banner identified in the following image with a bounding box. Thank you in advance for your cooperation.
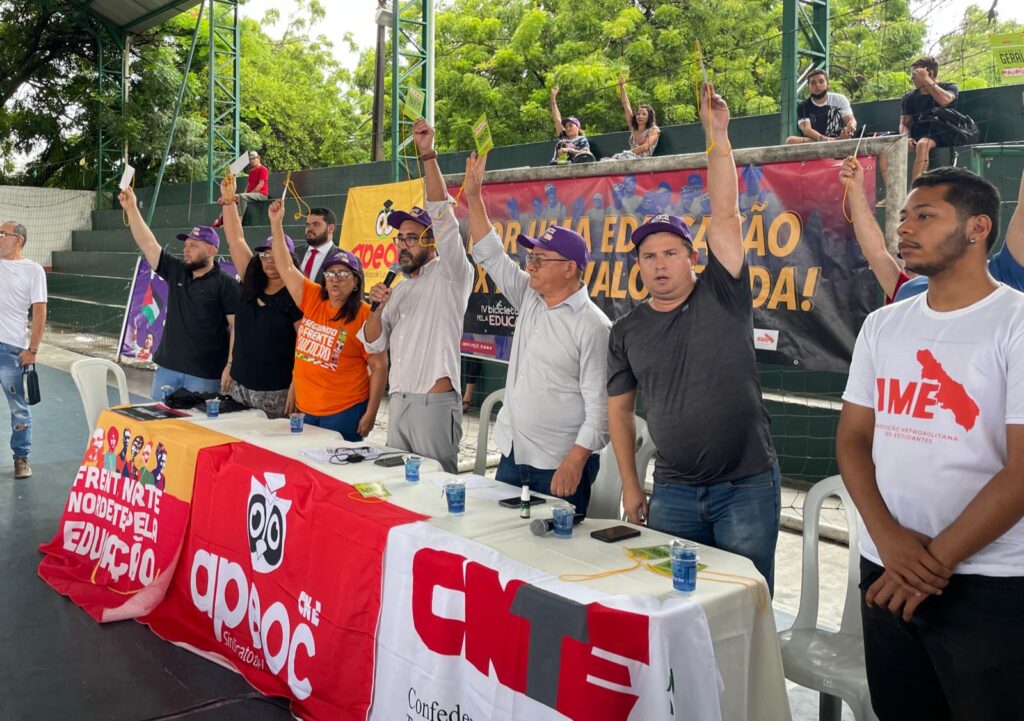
[140,284,160,324]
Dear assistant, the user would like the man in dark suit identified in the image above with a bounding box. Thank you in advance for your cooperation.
[296,207,342,283]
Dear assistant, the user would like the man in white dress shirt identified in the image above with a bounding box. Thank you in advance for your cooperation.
[360,119,475,473]
[465,153,611,514]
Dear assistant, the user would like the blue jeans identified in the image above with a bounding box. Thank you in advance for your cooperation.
[647,463,781,595]
[0,342,31,459]
[151,365,221,400]
[304,400,369,442]
[496,445,601,517]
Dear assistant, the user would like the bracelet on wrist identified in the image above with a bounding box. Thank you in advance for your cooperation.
[421,150,438,162]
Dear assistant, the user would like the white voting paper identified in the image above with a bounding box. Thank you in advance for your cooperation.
[228,152,250,175]
[119,165,135,191]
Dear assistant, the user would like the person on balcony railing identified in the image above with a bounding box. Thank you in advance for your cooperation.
[785,68,857,145]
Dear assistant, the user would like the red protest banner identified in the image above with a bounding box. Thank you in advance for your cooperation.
[141,442,428,721]
[37,412,236,622]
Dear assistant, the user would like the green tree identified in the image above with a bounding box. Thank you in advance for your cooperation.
[353,0,930,154]
[931,4,1024,89]
[0,0,368,189]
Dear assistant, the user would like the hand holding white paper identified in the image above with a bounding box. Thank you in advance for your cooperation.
[228,152,250,176]
[119,165,135,191]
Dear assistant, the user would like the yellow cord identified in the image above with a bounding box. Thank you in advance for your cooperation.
[698,569,769,613]
[281,171,311,221]
[559,559,642,583]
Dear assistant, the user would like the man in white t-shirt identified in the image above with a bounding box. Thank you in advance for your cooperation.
[785,69,856,144]
[0,221,47,479]
[837,167,1024,720]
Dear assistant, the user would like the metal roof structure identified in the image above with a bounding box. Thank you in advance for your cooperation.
[67,0,202,34]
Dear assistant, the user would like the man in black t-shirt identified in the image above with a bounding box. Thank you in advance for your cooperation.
[785,69,856,144]
[119,187,241,399]
[900,57,960,181]
[606,84,781,594]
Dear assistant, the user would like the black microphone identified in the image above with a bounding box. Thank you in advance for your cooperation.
[370,263,402,312]
[530,513,585,536]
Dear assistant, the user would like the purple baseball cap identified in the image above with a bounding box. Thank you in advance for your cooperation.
[255,234,295,254]
[321,249,363,280]
[632,214,694,250]
[518,225,589,271]
[387,206,433,231]
[176,225,220,249]
[562,116,581,128]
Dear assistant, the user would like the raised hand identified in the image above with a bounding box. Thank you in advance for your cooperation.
[698,82,730,135]
[118,186,138,211]
[412,118,435,156]
[268,199,285,225]
[463,151,486,198]
[551,85,559,99]
[839,157,865,188]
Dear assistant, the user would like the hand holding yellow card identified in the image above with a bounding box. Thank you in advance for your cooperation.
[472,113,494,157]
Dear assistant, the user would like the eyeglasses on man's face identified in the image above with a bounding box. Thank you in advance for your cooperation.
[524,252,571,268]
[0,231,23,240]
[394,233,427,248]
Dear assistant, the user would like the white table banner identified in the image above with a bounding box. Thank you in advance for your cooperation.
[369,522,724,721]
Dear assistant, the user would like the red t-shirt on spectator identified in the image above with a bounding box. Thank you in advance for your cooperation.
[246,165,269,195]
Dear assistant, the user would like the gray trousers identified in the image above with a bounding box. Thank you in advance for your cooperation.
[387,390,462,474]
[236,192,267,223]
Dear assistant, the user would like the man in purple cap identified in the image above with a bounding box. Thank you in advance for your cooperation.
[606,84,781,594]
[119,186,241,399]
[549,86,593,164]
[465,153,611,514]
[360,119,475,473]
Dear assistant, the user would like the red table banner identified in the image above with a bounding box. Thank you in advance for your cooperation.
[141,442,428,721]
[38,412,236,622]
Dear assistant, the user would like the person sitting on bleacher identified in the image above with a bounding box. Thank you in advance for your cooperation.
[901,57,961,181]
[548,86,595,164]
[785,69,856,145]
[603,75,660,161]
[213,150,269,228]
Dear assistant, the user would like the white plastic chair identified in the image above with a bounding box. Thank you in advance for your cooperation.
[70,358,130,433]
[589,415,654,520]
[473,388,505,476]
[777,474,878,721]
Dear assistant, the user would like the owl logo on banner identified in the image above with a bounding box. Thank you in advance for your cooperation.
[374,199,395,239]
[247,472,292,574]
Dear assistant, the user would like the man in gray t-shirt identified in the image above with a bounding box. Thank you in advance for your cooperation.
[606,85,781,594]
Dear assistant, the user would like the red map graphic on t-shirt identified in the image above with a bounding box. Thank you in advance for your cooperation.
[916,349,980,431]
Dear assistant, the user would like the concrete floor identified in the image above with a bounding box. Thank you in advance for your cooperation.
[6,341,859,720]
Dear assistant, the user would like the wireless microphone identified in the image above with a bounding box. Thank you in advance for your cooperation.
[530,513,585,536]
[370,263,402,312]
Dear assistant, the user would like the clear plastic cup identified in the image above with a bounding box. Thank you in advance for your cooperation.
[289,412,304,433]
[404,455,422,482]
[670,539,699,592]
[205,398,220,418]
[551,503,576,538]
[445,479,466,514]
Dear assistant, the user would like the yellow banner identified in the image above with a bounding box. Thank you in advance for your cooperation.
[340,178,424,288]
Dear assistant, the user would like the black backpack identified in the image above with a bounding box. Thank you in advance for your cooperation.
[917,106,980,145]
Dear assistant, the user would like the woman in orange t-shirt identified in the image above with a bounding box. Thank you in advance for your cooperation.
[269,200,387,440]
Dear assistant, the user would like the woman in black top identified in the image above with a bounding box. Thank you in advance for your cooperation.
[218,178,303,418]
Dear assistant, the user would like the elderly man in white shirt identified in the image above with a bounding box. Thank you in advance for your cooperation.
[464,153,611,515]
[360,119,475,473]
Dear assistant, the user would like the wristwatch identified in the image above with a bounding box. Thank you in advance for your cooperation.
[421,151,438,162]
